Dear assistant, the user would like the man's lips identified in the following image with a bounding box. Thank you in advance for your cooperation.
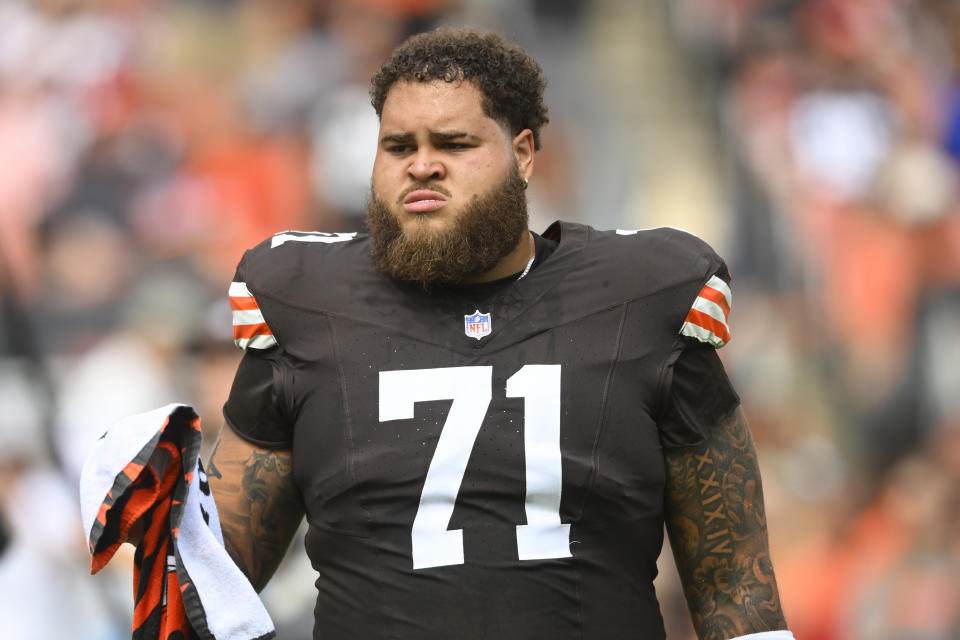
[402,190,448,213]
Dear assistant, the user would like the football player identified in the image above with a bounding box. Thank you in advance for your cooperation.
[209,28,792,640]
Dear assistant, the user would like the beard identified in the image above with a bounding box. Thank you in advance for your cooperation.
[366,165,528,289]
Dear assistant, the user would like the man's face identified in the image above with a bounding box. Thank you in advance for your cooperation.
[368,79,533,287]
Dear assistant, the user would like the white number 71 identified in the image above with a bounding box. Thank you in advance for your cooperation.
[379,365,572,570]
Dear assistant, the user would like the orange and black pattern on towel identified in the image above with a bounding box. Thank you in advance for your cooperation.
[88,409,205,640]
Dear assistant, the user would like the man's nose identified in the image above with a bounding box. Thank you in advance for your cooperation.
[408,149,446,182]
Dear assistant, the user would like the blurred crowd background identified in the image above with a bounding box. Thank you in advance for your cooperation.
[1,0,959,637]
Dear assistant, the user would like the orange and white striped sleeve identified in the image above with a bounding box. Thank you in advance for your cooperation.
[679,274,732,349]
[228,281,278,350]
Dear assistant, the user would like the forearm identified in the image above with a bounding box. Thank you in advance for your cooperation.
[664,407,787,639]
[206,425,304,592]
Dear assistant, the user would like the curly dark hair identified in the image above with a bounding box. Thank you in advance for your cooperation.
[370,28,549,150]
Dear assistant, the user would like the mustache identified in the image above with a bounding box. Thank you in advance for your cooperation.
[396,182,453,205]
[368,165,528,289]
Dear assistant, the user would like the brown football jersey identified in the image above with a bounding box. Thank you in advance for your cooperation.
[224,221,738,639]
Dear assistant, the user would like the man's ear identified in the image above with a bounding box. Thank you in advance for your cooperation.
[513,129,535,182]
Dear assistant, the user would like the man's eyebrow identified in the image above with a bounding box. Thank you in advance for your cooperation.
[430,131,472,141]
[379,131,480,145]
[380,133,414,145]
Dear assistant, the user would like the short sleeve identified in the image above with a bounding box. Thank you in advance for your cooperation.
[222,348,293,449]
[657,343,741,448]
[659,262,739,447]
[229,254,279,351]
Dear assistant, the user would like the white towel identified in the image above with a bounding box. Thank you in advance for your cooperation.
[80,403,275,640]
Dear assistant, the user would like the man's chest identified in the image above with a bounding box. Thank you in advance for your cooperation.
[288,302,670,569]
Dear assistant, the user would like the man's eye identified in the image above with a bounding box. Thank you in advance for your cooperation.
[386,145,413,154]
[442,143,469,150]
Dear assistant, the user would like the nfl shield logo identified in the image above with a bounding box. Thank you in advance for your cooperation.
[464,309,492,340]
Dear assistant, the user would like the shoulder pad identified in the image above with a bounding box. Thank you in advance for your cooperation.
[601,225,733,348]
[227,231,362,351]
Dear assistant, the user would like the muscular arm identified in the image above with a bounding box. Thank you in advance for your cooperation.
[664,406,788,640]
[206,424,304,592]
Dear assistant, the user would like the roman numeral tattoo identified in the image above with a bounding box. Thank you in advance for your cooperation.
[664,408,787,640]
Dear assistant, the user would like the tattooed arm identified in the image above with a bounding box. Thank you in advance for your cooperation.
[207,424,304,592]
[663,406,788,640]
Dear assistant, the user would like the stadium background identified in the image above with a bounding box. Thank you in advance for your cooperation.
[0,0,958,637]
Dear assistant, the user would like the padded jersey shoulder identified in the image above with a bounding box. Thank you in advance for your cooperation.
[549,223,732,345]
[581,224,724,288]
[235,230,368,302]
[618,225,733,349]
[230,231,371,351]
[228,223,733,354]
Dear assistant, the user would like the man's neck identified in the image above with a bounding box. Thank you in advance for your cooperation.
[461,230,535,284]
